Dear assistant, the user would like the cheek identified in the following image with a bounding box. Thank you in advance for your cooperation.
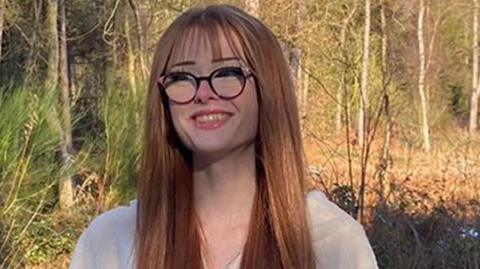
[169,105,180,127]
[246,83,259,117]
[168,105,188,136]
[168,104,198,150]
[239,84,259,133]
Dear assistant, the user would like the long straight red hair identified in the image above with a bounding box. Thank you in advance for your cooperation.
[136,4,316,269]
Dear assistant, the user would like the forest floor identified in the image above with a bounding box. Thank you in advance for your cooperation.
[304,130,480,268]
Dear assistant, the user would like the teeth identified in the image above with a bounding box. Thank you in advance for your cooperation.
[195,113,229,123]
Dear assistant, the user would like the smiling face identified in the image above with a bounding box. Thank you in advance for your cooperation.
[164,28,258,159]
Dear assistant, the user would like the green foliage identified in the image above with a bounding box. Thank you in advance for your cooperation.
[330,183,357,217]
[0,78,143,266]
[0,85,62,207]
[12,212,75,265]
[0,84,66,267]
[91,80,144,203]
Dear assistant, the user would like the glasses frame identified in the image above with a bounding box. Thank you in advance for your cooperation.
[157,66,254,104]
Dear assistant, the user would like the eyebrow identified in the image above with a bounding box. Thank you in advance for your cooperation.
[170,57,241,68]
[212,56,240,63]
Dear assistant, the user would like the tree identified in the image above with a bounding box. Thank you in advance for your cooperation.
[45,0,59,91]
[125,7,137,95]
[358,0,371,148]
[25,0,43,77]
[40,0,76,209]
[418,0,431,151]
[336,1,357,134]
[470,0,480,133]
[378,0,393,202]
[128,0,147,81]
[0,0,5,63]
[58,0,74,209]
[290,0,307,131]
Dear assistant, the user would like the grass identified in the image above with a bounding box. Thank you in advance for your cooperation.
[0,82,143,267]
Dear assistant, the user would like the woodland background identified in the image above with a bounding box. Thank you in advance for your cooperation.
[0,0,479,268]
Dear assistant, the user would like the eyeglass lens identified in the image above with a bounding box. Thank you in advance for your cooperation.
[162,67,246,103]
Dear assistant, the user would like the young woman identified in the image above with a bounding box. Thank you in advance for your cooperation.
[70,4,378,269]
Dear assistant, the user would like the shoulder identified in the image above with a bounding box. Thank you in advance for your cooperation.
[84,200,137,239]
[306,190,378,269]
[69,200,137,269]
[306,190,361,240]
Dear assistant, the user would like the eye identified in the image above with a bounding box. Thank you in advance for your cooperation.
[214,67,243,78]
[164,73,193,86]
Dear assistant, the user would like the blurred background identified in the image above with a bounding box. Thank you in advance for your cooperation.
[0,0,479,268]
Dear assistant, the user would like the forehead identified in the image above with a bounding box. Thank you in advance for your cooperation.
[167,26,246,68]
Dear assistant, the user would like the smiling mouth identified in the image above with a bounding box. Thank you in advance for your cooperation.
[192,113,232,130]
[195,113,230,123]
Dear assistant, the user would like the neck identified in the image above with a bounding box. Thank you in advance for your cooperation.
[193,143,256,227]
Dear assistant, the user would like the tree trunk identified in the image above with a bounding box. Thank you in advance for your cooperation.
[358,0,371,148]
[288,0,307,132]
[58,0,74,209]
[68,45,77,102]
[245,0,260,17]
[381,1,392,159]
[342,2,358,209]
[336,2,357,134]
[418,0,431,151]
[45,0,59,91]
[110,0,121,77]
[470,0,480,133]
[128,0,147,82]
[25,0,42,78]
[379,0,392,202]
[92,0,107,97]
[0,0,5,63]
[357,0,371,224]
[125,12,137,94]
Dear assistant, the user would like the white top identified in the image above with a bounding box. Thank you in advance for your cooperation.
[69,191,378,269]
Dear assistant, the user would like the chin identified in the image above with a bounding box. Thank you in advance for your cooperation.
[191,138,255,159]
[191,142,232,156]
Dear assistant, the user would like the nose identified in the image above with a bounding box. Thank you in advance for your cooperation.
[194,80,218,103]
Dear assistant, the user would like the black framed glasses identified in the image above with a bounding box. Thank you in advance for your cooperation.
[157,66,254,104]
